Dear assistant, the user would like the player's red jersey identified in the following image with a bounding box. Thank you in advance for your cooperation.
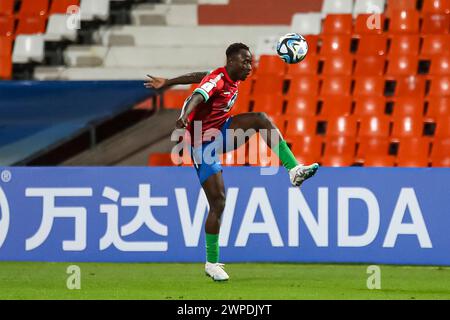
[185,67,239,146]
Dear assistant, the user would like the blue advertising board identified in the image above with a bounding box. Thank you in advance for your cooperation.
[0,167,449,265]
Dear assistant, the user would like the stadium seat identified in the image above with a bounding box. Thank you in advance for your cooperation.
[0,37,12,79]
[231,96,250,115]
[252,94,284,116]
[388,10,420,34]
[290,13,322,35]
[354,14,386,35]
[320,35,352,56]
[386,55,419,77]
[428,76,450,96]
[388,35,420,56]
[148,153,177,166]
[286,56,319,77]
[253,76,284,95]
[45,14,78,41]
[354,56,386,76]
[353,77,386,96]
[353,0,386,16]
[355,35,388,56]
[12,34,45,63]
[391,116,424,140]
[288,76,320,97]
[421,35,450,57]
[255,55,286,77]
[354,97,387,118]
[322,0,354,16]
[421,13,450,34]
[0,16,14,37]
[392,97,425,118]
[322,136,357,166]
[322,14,354,34]
[163,89,189,109]
[0,0,15,16]
[285,96,318,117]
[239,77,253,96]
[267,114,287,135]
[356,137,391,160]
[18,0,48,17]
[397,138,430,167]
[386,0,417,15]
[429,55,450,75]
[363,155,396,166]
[80,0,110,21]
[421,0,450,14]
[50,0,80,14]
[391,76,426,97]
[290,136,323,164]
[325,116,358,136]
[285,117,318,138]
[430,138,450,167]
[319,96,353,118]
[434,117,450,138]
[16,16,47,35]
[359,115,391,138]
[425,97,450,121]
[320,76,352,96]
[304,35,319,55]
[322,55,354,76]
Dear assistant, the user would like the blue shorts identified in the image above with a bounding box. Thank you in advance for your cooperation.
[190,117,233,184]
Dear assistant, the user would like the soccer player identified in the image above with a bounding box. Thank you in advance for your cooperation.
[145,43,319,281]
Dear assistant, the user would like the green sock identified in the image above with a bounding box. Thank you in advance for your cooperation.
[273,140,299,171]
[206,233,219,263]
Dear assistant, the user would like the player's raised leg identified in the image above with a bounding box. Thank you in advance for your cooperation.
[202,171,229,281]
[227,112,319,187]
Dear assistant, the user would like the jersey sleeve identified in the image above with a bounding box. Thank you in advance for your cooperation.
[193,72,224,102]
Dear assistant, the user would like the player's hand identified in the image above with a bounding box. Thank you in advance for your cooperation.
[176,117,188,129]
[144,75,167,89]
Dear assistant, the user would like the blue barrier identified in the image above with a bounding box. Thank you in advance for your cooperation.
[0,167,449,265]
[0,81,154,165]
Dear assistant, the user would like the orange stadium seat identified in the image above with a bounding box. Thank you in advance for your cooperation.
[163,90,189,109]
[386,55,419,76]
[252,94,284,116]
[267,114,287,134]
[356,35,388,56]
[359,116,391,138]
[391,116,424,140]
[391,76,427,97]
[321,55,354,76]
[364,155,396,166]
[322,136,356,166]
[354,97,387,118]
[354,56,386,76]
[429,55,450,75]
[392,97,425,118]
[354,14,386,35]
[434,117,450,138]
[0,36,12,79]
[325,116,358,136]
[255,55,286,77]
[357,137,391,160]
[16,16,47,34]
[285,117,318,138]
[0,0,15,16]
[421,0,450,14]
[353,77,386,97]
[421,35,450,57]
[285,96,318,117]
[386,0,418,15]
[428,76,450,96]
[288,76,320,97]
[252,75,284,95]
[388,35,420,56]
[319,96,353,118]
[320,35,352,56]
[290,136,323,164]
[430,138,450,166]
[425,97,450,121]
[304,35,319,55]
[18,0,48,17]
[421,13,450,34]
[50,0,80,14]
[397,138,430,167]
[148,153,176,166]
[286,55,318,77]
[320,76,352,97]
[322,14,354,35]
[231,96,250,115]
[388,10,420,34]
[0,16,15,37]
[239,77,253,96]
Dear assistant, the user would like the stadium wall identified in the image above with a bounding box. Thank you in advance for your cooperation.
[0,167,449,265]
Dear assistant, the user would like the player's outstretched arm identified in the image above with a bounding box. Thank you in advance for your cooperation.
[144,72,208,89]
[176,93,205,129]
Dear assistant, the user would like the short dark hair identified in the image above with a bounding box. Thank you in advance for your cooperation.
[226,43,250,58]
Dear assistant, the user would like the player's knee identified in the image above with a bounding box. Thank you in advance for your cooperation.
[210,193,226,214]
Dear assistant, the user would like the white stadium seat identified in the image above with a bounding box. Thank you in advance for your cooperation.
[130,4,198,26]
[322,0,354,16]
[353,0,386,16]
[291,13,322,35]
[12,35,45,63]
[80,0,110,21]
[64,46,108,67]
[255,35,281,58]
[45,14,78,42]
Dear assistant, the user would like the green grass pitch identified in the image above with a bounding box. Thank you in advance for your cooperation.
[0,262,449,300]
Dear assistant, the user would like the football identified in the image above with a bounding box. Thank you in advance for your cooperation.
[276,33,308,64]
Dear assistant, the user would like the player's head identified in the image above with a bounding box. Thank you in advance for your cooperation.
[225,43,252,81]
